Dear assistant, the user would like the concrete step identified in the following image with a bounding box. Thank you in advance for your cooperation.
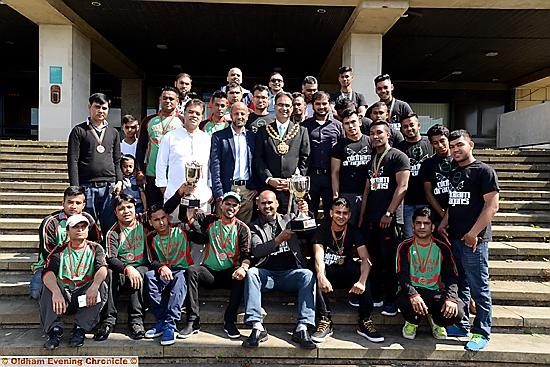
[499,180,550,189]
[0,219,42,234]
[492,225,550,241]
[493,212,550,224]
[490,241,550,258]
[0,146,67,155]
[478,156,550,163]
[499,190,550,199]
[499,200,550,211]
[497,171,550,179]
[0,162,66,172]
[0,153,66,162]
[0,234,38,251]
[0,140,67,147]
[0,192,63,205]
[475,149,548,157]
[0,328,549,366]
[492,163,550,172]
[0,205,61,217]
[0,171,68,182]
[0,181,67,193]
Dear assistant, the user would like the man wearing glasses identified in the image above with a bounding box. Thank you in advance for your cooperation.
[366,74,413,131]
[267,72,285,114]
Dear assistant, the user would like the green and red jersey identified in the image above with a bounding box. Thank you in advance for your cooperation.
[146,225,193,271]
[106,215,149,273]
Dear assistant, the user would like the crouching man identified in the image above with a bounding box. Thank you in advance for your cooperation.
[40,214,108,349]
[396,207,464,340]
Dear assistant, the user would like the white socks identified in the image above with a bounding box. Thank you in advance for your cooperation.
[253,322,265,331]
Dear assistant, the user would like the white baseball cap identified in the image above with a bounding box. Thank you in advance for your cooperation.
[66,214,90,228]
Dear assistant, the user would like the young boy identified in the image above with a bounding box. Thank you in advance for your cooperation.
[121,115,139,157]
[121,154,147,213]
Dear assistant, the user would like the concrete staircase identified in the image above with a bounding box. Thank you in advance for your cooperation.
[0,140,549,365]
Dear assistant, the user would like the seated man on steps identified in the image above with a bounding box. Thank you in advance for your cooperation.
[30,186,100,300]
[396,207,464,340]
[163,185,251,340]
[40,214,108,350]
[242,190,317,350]
[311,197,384,344]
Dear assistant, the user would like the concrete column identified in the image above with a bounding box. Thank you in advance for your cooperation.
[121,79,144,122]
[38,24,90,141]
[342,33,383,106]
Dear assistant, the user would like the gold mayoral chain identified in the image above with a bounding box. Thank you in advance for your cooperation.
[266,123,300,155]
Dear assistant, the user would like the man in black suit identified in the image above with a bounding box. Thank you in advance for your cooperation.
[210,102,258,223]
[255,92,310,214]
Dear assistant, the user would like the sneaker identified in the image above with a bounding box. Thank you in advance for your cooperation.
[223,322,241,339]
[160,325,176,346]
[402,321,417,340]
[178,318,200,339]
[357,319,384,343]
[348,295,360,308]
[145,320,164,339]
[372,299,384,308]
[427,315,447,340]
[381,304,398,316]
[68,326,86,348]
[465,333,489,351]
[311,318,334,343]
[129,323,146,340]
[446,324,469,337]
[44,326,63,350]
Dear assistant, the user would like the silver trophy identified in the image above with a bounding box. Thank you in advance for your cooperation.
[181,161,202,208]
[289,175,316,231]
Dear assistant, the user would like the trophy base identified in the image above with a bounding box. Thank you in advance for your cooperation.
[290,218,317,232]
[182,197,201,208]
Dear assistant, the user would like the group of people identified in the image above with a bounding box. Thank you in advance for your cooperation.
[31,67,499,353]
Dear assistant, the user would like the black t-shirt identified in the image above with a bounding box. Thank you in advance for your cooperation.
[396,137,434,205]
[366,147,410,222]
[447,160,500,241]
[365,98,413,131]
[331,135,372,193]
[246,113,274,133]
[262,220,296,271]
[418,154,455,210]
[312,222,366,266]
[361,117,404,147]
[331,91,368,108]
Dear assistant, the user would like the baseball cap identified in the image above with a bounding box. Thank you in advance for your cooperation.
[222,191,241,203]
[66,214,90,228]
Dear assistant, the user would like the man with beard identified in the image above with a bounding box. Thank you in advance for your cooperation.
[303,91,344,219]
[267,72,285,114]
[164,188,251,339]
[156,99,212,215]
[361,101,404,147]
[366,74,413,131]
[247,84,274,133]
[396,113,434,240]
[200,90,230,136]
[136,86,183,206]
[291,92,307,124]
[359,120,410,317]
[242,190,316,349]
[104,194,150,340]
[211,102,258,223]
[302,76,318,119]
[330,109,371,225]
[396,207,463,340]
[311,197,383,344]
[174,73,192,113]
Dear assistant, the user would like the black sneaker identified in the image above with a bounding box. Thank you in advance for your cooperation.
[311,318,334,343]
[129,323,145,340]
[357,319,385,343]
[223,322,241,339]
[177,318,200,339]
[93,323,113,341]
[44,326,63,350]
[69,326,86,347]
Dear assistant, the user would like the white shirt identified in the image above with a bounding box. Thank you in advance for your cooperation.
[121,139,137,157]
[156,126,212,213]
[232,127,250,181]
[305,103,314,119]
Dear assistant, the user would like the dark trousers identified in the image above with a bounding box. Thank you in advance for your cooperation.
[109,266,148,326]
[396,288,464,327]
[145,176,164,208]
[275,190,291,215]
[145,269,187,329]
[185,264,244,323]
[40,281,108,333]
[365,220,398,304]
[315,261,373,321]
[308,171,332,220]
[99,269,116,327]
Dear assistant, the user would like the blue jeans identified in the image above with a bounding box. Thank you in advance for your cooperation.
[29,269,43,300]
[145,269,187,329]
[244,267,316,327]
[451,239,492,339]
[82,182,116,235]
[403,204,427,240]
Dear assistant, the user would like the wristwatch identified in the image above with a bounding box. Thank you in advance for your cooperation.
[385,211,394,218]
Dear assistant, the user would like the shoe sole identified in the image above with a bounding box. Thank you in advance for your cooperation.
[224,329,241,339]
[144,332,163,339]
[432,331,447,340]
[402,331,416,340]
[465,344,487,351]
[242,334,268,348]
[356,330,385,343]
[311,331,333,343]
[380,311,398,316]
[160,339,175,346]
[177,329,200,339]
[348,301,360,307]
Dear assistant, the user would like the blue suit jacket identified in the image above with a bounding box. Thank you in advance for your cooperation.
[210,126,257,200]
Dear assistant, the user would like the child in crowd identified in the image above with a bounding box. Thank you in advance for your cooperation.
[121,154,147,213]
[121,114,139,157]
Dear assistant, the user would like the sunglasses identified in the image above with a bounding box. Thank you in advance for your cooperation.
[270,79,283,83]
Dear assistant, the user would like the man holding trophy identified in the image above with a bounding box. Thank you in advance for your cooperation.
[255,92,310,214]
[156,99,212,218]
